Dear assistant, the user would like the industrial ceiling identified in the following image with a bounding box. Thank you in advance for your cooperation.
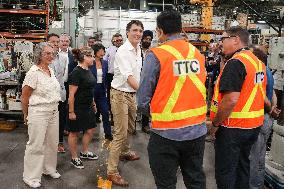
[77,0,284,28]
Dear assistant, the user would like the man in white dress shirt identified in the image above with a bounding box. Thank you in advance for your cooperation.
[103,33,123,124]
[107,20,144,187]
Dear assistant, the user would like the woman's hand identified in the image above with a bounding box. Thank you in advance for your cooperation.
[24,114,28,125]
[69,112,77,120]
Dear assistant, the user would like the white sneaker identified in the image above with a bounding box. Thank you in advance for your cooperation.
[44,171,61,179]
[23,178,41,188]
[80,151,99,160]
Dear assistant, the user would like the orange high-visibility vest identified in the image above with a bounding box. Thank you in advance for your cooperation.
[210,50,267,129]
[150,39,207,129]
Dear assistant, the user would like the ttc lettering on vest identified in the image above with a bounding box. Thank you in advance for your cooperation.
[173,59,200,76]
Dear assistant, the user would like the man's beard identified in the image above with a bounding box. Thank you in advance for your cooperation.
[142,41,151,49]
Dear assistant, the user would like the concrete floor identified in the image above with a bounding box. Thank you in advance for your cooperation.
[0,122,217,189]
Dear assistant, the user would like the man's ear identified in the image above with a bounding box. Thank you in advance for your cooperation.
[156,28,163,39]
[234,36,241,45]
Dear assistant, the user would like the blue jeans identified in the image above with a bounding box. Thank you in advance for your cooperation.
[148,132,206,189]
[249,114,273,189]
[94,84,111,137]
[215,126,260,189]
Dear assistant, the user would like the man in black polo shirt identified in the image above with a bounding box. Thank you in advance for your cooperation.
[209,26,266,189]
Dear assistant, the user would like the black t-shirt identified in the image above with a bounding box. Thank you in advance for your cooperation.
[69,66,96,108]
[219,48,249,93]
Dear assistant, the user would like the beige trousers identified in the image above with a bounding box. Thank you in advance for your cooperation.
[107,89,136,174]
[23,105,59,182]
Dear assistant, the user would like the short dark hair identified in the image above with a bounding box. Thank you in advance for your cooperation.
[126,20,144,31]
[142,30,153,40]
[47,33,59,41]
[157,9,182,35]
[88,36,102,44]
[88,36,96,41]
[225,26,250,45]
[91,43,105,55]
[112,33,122,39]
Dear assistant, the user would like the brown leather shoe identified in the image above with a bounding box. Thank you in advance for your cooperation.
[107,173,129,187]
[119,151,140,161]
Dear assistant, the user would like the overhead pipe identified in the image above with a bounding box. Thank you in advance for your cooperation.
[147,2,175,10]
[239,0,279,35]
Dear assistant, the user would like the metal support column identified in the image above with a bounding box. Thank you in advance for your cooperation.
[63,0,78,47]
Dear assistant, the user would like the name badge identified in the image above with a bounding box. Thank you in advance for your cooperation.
[173,59,200,76]
[255,72,265,84]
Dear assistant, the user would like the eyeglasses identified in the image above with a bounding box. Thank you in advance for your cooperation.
[113,39,123,43]
[42,51,55,56]
[85,54,94,57]
[220,36,237,42]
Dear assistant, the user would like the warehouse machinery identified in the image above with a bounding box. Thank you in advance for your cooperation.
[189,0,213,42]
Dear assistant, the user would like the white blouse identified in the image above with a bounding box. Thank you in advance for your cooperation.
[97,68,103,84]
[23,65,61,108]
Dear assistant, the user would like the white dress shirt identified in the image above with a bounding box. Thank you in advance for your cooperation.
[111,39,142,92]
[103,45,118,74]
[59,49,69,82]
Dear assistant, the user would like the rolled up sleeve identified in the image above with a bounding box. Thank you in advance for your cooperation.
[137,52,160,117]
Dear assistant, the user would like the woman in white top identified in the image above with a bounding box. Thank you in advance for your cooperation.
[90,43,112,141]
[21,42,61,188]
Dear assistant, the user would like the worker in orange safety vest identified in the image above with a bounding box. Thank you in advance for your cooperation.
[209,26,267,189]
[137,9,207,189]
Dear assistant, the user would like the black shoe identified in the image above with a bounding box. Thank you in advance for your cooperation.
[71,158,84,169]
[142,126,150,134]
[105,134,113,141]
